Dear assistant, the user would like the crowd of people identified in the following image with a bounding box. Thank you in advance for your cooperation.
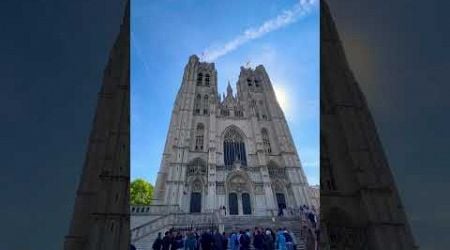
[299,205,318,230]
[140,227,299,250]
[130,205,320,250]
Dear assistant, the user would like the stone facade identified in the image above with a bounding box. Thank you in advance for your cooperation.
[308,185,320,210]
[152,55,312,215]
[64,2,130,250]
[320,1,418,249]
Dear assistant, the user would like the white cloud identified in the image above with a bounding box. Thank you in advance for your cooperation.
[200,0,317,62]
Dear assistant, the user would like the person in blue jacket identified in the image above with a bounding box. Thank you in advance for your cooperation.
[229,232,239,250]
[276,229,286,250]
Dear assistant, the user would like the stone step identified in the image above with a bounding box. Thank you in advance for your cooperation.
[132,214,313,250]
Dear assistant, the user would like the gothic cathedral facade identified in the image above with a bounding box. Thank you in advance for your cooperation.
[152,55,312,216]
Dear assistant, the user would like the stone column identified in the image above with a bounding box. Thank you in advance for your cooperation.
[237,192,243,215]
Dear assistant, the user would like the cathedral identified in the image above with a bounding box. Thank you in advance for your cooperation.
[131,55,315,248]
[152,55,312,215]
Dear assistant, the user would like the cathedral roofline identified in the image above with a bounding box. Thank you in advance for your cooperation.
[189,54,216,71]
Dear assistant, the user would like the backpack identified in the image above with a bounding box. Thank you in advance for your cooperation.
[285,233,292,243]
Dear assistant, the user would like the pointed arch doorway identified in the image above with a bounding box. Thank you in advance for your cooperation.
[229,193,238,215]
[189,180,202,213]
[190,192,201,213]
[227,173,253,215]
[242,193,252,215]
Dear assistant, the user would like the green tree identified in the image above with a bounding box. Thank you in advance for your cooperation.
[130,178,154,205]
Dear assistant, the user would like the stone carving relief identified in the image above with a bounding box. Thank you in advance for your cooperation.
[192,180,202,192]
[228,175,250,193]
[268,166,286,179]
[216,182,225,195]
[254,184,265,194]
[224,129,243,143]
[187,158,207,177]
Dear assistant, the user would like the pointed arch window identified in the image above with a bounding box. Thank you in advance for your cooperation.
[205,74,210,86]
[197,73,203,86]
[259,100,268,120]
[261,128,272,154]
[195,123,205,151]
[203,95,209,115]
[234,108,243,118]
[194,94,201,115]
[223,128,247,166]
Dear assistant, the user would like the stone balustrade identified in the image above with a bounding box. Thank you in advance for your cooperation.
[131,211,220,242]
[130,204,181,215]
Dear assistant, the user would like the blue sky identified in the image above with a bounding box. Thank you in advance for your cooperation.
[131,0,319,185]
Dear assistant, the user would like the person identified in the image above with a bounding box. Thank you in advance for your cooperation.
[253,230,264,250]
[253,227,259,238]
[276,229,286,250]
[162,231,172,250]
[201,230,213,250]
[130,244,137,250]
[170,231,178,250]
[239,230,251,250]
[153,232,163,250]
[269,229,276,247]
[213,230,224,250]
[263,230,274,250]
[185,231,197,250]
[283,229,293,250]
[194,231,200,250]
[222,232,228,250]
[237,230,242,243]
[229,232,239,250]
[278,205,284,216]
[175,232,184,250]
[308,211,317,229]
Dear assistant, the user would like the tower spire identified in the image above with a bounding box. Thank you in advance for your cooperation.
[227,81,233,97]
[64,1,130,249]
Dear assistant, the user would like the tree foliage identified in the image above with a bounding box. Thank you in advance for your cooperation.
[130,178,153,205]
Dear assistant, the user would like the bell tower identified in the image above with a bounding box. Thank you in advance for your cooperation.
[320,1,418,249]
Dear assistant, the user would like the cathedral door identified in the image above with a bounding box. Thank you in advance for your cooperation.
[242,193,252,215]
[190,192,201,213]
[229,193,238,215]
[276,193,286,210]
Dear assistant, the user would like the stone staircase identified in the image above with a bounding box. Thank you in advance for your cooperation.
[131,207,314,250]
[221,215,306,250]
[132,212,218,250]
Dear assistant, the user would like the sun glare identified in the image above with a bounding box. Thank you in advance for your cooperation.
[274,85,290,114]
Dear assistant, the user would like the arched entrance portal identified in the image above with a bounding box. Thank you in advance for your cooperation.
[190,192,201,213]
[242,193,252,215]
[229,193,238,215]
[276,193,286,210]
[189,180,202,213]
[227,173,253,215]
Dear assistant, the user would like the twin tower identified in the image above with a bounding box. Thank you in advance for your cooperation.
[153,55,312,215]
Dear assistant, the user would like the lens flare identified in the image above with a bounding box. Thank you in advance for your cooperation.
[273,85,290,115]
